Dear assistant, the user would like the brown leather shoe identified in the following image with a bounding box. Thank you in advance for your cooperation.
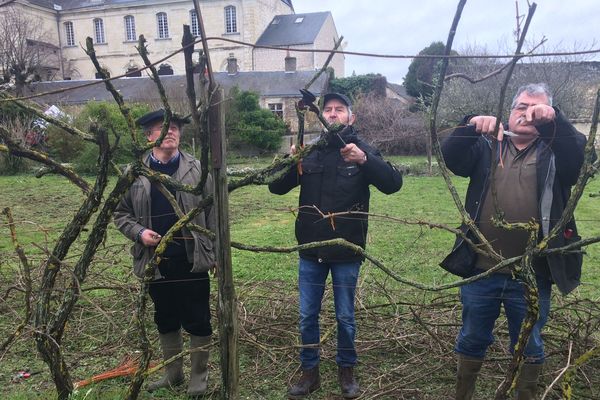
[338,366,360,399]
[287,366,320,399]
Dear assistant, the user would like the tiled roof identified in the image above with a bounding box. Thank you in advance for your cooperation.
[25,70,329,105]
[256,12,330,47]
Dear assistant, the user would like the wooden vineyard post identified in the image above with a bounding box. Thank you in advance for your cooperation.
[209,87,239,398]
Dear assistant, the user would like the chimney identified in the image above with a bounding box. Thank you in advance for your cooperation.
[227,53,238,75]
[285,55,297,73]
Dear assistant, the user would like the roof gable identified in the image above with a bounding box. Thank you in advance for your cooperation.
[281,0,293,10]
[256,12,330,47]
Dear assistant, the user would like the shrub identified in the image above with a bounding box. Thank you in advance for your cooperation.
[329,73,388,100]
[71,102,150,173]
[226,88,287,153]
[353,93,428,155]
[0,153,30,174]
[46,124,85,163]
[0,101,37,174]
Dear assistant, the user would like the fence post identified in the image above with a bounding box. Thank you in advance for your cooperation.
[209,87,239,398]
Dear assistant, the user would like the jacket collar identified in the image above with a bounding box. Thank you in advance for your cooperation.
[142,150,196,183]
[321,125,358,148]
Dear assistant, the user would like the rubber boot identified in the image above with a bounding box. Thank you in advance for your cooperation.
[147,330,184,391]
[515,363,543,400]
[338,366,360,399]
[187,335,211,397]
[287,366,320,399]
[456,355,483,400]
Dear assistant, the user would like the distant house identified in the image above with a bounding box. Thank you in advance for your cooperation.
[254,12,344,78]
[386,83,414,107]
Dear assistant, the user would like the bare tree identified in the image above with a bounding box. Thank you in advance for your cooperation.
[0,7,59,95]
[439,42,598,126]
[353,92,428,155]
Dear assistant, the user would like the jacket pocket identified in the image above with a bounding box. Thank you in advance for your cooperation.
[131,243,152,279]
[439,230,477,278]
[131,242,145,260]
[337,164,360,178]
[562,233,583,266]
[190,234,216,273]
[302,162,323,175]
[336,164,361,195]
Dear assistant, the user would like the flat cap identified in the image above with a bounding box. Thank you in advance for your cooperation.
[136,109,191,129]
[323,92,352,108]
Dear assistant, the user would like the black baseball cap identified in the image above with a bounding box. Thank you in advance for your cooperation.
[136,109,191,129]
[322,93,352,108]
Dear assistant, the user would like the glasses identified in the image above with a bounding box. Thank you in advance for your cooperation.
[512,102,543,112]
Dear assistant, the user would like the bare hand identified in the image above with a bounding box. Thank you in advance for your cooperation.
[340,143,367,164]
[468,116,505,141]
[522,104,556,126]
[209,263,218,277]
[140,229,161,247]
[290,145,297,155]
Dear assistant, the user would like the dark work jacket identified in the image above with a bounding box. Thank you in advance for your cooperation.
[269,127,402,263]
[440,109,593,295]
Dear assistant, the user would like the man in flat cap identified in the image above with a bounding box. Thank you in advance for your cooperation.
[114,109,215,396]
[269,93,403,399]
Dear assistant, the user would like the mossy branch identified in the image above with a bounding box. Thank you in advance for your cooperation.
[136,35,174,152]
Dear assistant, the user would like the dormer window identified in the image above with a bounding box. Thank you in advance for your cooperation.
[158,64,173,75]
[294,17,304,24]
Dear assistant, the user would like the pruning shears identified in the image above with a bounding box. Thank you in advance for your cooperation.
[295,89,320,176]
[298,89,319,115]
[466,124,521,138]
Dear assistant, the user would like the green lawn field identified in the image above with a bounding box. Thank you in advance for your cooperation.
[1,158,599,399]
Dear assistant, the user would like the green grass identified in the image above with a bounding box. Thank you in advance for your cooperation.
[1,162,599,399]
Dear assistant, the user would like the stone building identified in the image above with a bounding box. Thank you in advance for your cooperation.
[0,0,344,80]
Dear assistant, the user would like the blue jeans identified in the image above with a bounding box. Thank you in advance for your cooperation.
[455,272,552,363]
[298,257,361,369]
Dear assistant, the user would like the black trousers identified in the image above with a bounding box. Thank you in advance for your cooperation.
[148,257,212,336]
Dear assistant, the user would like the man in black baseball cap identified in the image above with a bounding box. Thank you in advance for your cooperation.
[270,92,403,399]
[322,92,353,109]
[115,108,215,396]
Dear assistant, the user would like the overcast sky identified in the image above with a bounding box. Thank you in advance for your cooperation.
[293,0,599,84]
